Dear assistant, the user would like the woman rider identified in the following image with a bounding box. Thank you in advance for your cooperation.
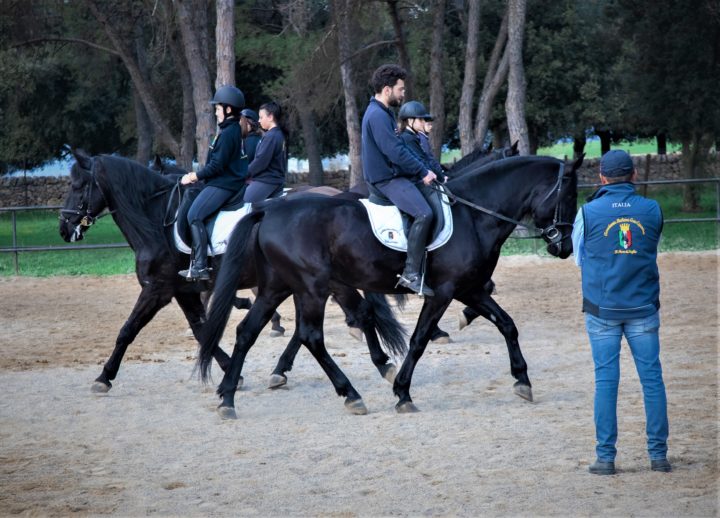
[398,100,446,182]
[179,85,247,281]
[243,101,288,203]
[240,108,262,163]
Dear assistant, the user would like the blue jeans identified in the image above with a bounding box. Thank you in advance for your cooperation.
[585,311,669,462]
[187,186,234,225]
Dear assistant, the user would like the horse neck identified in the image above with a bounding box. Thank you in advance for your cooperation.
[95,156,173,250]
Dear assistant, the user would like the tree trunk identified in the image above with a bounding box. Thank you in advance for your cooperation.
[458,0,480,155]
[573,134,586,160]
[86,1,180,157]
[680,133,712,212]
[474,10,509,151]
[505,0,530,155]
[298,103,324,185]
[657,133,667,155]
[331,0,363,186]
[175,0,214,167]
[133,88,153,165]
[428,0,446,160]
[597,130,611,155]
[386,0,413,99]
[215,0,235,89]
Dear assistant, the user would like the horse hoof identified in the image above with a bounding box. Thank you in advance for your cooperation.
[382,364,397,384]
[513,382,533,402]
[431,335,451,344]
[269,328,285,338]
[217,405,237,420]
[458,312,468,331]
[268,374,287,389]
[91,381,111,393]
[344,397,368,415]
[396,401,420,413]
[348,326,364,342]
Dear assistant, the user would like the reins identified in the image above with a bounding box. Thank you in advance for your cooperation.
[431,161,571,243]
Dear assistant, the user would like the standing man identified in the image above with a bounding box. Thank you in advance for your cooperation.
[572,149,671,475]
[362,64,437,297]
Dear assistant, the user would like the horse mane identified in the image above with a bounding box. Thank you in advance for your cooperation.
[447,155,562,198]
[93,155,176,249]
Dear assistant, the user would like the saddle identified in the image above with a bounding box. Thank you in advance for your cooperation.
[173,184,283,256]
[359,183,453,252]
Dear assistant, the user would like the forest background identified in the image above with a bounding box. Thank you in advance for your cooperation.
[1,0,718,211]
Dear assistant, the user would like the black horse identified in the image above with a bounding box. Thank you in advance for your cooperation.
[59,150,407,394]
[198,155,580,418]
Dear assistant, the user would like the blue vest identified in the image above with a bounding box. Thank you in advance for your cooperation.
[581,182,663,319]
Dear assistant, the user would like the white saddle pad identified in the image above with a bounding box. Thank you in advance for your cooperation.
[359,190,453,252]
[174,203,253,256]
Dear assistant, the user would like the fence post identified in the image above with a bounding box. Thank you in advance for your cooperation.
[642,154,651,197]
[11,210,19,274]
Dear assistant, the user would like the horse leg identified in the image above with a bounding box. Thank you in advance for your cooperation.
[268,329,302,388]
[457,291,533,402]
[233,296,253,310]
[458,280,495,330]
[394,296,453,413]
[216,289,290,419]
[174,292,233,375]
[252,287,284,336]
[93,285,173,393]
[333,289,397,384]
[294,293,367,415]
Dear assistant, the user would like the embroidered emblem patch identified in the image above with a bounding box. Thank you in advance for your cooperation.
[604,217,645,255]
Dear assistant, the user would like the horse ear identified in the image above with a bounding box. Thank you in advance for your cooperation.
[72,148,93,172]
[153,154,163,169]
[511,141,519,153]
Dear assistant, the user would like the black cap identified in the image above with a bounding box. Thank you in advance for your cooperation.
[210,85,245,110]
[600,150,634,177]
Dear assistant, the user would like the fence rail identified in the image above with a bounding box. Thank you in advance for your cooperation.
[2,178,718,274]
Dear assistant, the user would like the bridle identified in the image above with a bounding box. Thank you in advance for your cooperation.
[436,162,574,251]
[59,169,113,229]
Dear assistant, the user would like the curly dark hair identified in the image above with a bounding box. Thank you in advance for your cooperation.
[370,64,407,94]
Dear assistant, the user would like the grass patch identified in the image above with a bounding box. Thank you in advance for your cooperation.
[1,187,717,276]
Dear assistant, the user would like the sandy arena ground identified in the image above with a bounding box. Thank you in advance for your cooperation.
[0,252,717,516]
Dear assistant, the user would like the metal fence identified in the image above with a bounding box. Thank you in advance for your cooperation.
[2,178,718,274]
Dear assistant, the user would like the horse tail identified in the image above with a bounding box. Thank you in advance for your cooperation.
[197,210,265,382]
[364,292,408,357]
[391,294,409,311]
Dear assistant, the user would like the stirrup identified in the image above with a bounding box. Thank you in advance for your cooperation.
[396,273,434,297]
[179,263,211,281]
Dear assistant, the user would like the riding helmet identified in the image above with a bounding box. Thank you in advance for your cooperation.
[240,108,259,123]
[210,85,245,110]
[399,100,433,121]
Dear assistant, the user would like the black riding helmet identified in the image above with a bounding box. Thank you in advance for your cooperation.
[240,108,259,123]
[210,85,245,110]
[399,100,433,121]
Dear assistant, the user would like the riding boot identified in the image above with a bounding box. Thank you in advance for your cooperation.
[179,222,211,281]
[397,213,434,297]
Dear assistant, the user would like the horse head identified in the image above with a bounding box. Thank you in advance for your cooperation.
[149,155,186,180]
[530,154,582,259]
[59,148,106,242]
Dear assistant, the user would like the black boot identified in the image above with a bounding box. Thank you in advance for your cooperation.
[397,213,434,297]
[179,222,211,281]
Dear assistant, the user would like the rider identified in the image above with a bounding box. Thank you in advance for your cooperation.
[240,108,262,163]
[361,64,437,297]
[398,100,446,182]
[179,85,247,281]
[243,101,288,203]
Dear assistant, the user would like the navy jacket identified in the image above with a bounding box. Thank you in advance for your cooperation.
[195,117,248,192]
[400,129,445,181]
[361,98,426,184]
[247,127,287,185]
[581,182,663,319]
[244,133,262,163]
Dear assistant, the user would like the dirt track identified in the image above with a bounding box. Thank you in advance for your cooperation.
[0,252,717,516]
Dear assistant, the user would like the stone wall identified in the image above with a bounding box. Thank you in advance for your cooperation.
[2,153,718,207]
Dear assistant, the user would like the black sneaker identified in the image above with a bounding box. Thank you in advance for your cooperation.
[588,459,616,475]
[179,266,211,281]
[651,459,672,472]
